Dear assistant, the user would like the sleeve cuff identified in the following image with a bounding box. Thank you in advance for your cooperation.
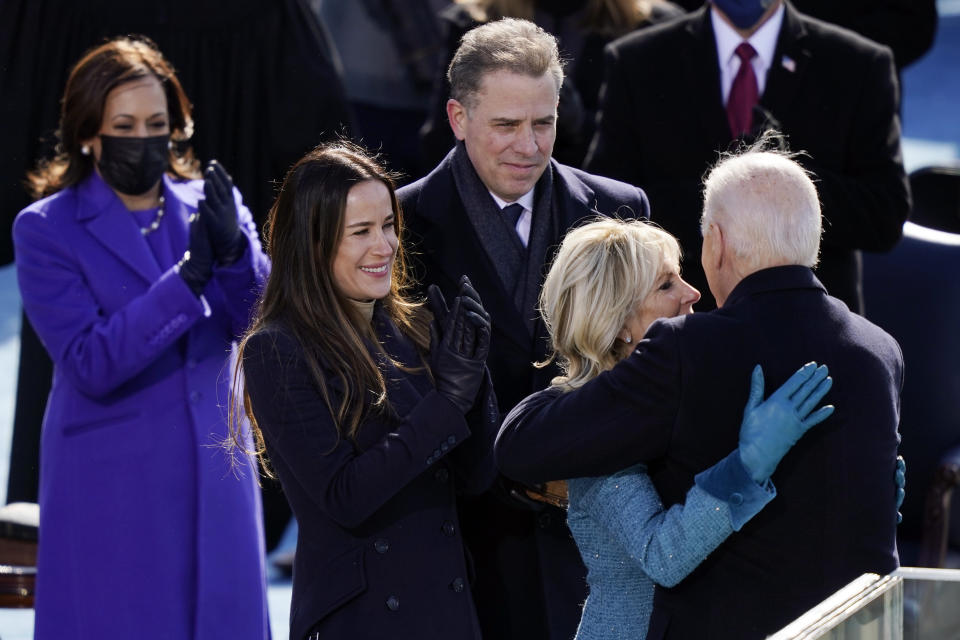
[694,450,776,531]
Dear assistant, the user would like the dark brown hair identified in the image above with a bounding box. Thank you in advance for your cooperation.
[27,35,200,199]
[231,141,431,473]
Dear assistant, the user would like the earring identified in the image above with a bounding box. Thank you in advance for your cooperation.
[81,145,91,156]
[625,336,632,344]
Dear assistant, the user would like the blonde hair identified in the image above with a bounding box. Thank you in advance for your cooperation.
[539,218,680,389]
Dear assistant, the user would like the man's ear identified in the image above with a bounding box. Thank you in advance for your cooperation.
[446,98,468,141]
[705,222,726,272]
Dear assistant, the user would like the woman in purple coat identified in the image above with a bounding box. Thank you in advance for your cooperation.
[234,142,498,639]
[12,37,270,638]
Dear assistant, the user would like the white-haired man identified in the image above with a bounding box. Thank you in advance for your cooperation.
[498,144,903,639]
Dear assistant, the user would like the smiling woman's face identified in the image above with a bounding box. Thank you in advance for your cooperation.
[331,180,398,302]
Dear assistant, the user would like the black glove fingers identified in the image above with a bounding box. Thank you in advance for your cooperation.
[426,284,450,325]
[459,296,487,323]
[452,302,469,354]
[211,161,233,202]
[444,296,462,348]
[474,321,491,360]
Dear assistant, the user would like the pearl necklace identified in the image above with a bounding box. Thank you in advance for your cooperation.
[140,195,165,236]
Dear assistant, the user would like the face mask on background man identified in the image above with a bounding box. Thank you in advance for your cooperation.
[712,0,774,30]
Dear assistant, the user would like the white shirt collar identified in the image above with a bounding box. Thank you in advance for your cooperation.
[489,189,535,213]
[711,3,785,101]
[489,188,535,247]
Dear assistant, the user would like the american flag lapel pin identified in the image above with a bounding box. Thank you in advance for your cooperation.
[781,55,796,72]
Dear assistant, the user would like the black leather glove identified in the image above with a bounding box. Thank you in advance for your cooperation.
[178,211,214,297]
[427,276,490,414]
[201,160,245,266]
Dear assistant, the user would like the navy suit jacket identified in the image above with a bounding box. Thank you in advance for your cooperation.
[498,266,903,639]
[585,2,909,312]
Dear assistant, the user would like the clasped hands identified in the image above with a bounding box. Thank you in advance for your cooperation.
[179,161,245,296]
[427,276,491,414]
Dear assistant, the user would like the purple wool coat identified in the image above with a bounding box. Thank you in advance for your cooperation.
[13,171,270,639]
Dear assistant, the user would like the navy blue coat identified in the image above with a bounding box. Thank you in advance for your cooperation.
[242,308,498,640]
[498,266,903,639]
[398,149,649,640]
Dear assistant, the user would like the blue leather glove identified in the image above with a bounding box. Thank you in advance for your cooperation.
[895,456,906,524]
[200,160,245,266]
[427,276,490,414]
[738,362,834,484]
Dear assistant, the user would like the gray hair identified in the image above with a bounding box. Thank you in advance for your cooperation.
[539,218,680,390]
[700,140,822,271]
[448,18,564,109]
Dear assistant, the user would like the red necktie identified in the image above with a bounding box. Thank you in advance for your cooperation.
[727,42,758,137]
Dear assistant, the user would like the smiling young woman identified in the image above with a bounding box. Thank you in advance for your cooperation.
[233,141,500,640]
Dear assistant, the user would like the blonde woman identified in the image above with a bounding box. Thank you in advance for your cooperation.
[512,218,833,639]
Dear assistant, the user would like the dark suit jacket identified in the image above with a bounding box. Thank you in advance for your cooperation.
[243,311,498,640]
[585,2,910,313]
[497,266,903,639]
[397,149,649,640]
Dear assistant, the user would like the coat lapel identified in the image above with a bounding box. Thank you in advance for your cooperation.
[761,2,811,118]
[413,156,532,352]
[683,7,731,142]
[78,172,161,284]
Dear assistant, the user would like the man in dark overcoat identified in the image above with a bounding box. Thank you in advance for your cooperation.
[497,144,903,639]
[585,0,910,313]
[397,17,650,640]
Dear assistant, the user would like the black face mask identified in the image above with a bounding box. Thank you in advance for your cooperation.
[97,134,170,195]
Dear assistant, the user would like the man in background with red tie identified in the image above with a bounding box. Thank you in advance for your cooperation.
[585,0,909,313]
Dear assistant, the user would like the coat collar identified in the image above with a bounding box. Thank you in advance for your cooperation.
[723,264,826,309]
[77,172,195,283]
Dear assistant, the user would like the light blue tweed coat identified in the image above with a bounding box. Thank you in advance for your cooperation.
[567,454,774,639]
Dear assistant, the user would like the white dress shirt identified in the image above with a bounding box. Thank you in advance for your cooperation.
[712,4,785,105]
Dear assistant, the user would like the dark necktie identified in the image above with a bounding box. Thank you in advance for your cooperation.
[727,42,758,137]
[502,203,524,230]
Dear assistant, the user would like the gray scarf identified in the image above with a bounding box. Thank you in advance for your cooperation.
[450,142,557,333]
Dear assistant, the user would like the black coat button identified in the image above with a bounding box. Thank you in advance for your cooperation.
[442,521,455,537]
[450,577,465,593]
[374,539,389,554]
[386,596,400,611]
[435,468,449,483]
[538,512,552,529]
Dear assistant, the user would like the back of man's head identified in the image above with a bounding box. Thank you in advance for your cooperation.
[701,141,822,273]
[448,18,563,110]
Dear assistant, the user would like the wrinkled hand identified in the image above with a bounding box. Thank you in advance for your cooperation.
[738,362,835,484]
[178,210,214,297]
[895,456,906,524]
[200,160,245,266]
[427,276,491,413]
